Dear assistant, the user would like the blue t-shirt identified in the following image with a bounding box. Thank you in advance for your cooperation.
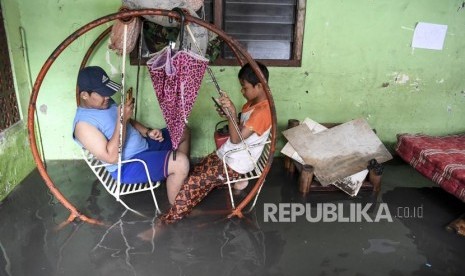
[72,100,148,172]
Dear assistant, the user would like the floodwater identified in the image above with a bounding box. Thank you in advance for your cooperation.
[0,158,464,276]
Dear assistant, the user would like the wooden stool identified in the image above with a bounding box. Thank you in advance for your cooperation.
[283,119,300,174]
[294,160,383,196]
[299,165,314,194]
[446,213,465,236]
[288,122,383,196]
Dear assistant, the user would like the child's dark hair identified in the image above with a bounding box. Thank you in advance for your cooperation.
[238,61,269,86]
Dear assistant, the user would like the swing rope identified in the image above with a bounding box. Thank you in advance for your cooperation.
[116,23,129,198]
[134,20,144,120]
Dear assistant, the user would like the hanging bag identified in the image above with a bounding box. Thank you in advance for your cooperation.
[109,7,142,55]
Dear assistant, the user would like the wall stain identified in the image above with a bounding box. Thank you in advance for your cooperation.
[458,2,465,11]
[410,80,420,92]
[39,104,48,115]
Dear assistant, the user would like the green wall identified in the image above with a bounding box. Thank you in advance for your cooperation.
[5,0,465,166]
[0,122,34,200]
[0,0,35,199]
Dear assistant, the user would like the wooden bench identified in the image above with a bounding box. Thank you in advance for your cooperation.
[283,120,383,196]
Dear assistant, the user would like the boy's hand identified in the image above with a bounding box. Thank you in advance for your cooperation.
[215,105,227,118]
[147,128,164,142]
[219,94,237,119]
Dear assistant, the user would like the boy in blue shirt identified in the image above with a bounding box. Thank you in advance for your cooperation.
[73,66,190,205]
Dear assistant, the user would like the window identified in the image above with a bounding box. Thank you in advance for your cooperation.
[204,0,306,67]
[0,3,20,132]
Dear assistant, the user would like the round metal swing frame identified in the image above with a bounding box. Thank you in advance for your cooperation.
[27,9,277,225]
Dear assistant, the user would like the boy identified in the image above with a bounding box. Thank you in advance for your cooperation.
[160,62,271,223]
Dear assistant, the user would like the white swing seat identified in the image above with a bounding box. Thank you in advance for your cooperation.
[222,135,272,209]
[81,148,161,215]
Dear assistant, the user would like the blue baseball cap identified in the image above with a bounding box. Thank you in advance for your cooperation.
[77,66,121,97]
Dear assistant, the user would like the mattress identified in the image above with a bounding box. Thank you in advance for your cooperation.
[396,133,465,203]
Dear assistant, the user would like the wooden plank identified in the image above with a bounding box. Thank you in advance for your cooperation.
[281,118,328,163]
[293,0,306,60]
[283,118,392,186]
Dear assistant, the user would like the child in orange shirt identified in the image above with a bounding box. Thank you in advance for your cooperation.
[160,62,271,223]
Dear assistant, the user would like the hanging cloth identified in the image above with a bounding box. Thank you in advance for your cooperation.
[146,45,208,153]
[122,0,211,56]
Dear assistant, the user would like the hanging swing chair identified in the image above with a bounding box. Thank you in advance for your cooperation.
[28,8,277,225]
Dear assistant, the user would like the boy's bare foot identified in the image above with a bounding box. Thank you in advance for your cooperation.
[233,180,249,190]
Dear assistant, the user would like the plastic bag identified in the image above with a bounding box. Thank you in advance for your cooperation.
[122,0,210,55]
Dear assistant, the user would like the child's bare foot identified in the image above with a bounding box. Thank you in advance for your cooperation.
[137,220,164,241]
[233,180,249,190]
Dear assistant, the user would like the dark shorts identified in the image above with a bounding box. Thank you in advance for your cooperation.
[111,128,172,184]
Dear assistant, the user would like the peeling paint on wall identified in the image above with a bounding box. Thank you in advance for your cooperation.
[410,79,420,92]
[394,73,410,84]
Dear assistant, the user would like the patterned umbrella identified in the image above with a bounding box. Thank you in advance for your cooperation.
[146,45,208,152]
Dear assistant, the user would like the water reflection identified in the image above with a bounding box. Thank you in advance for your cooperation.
[89,209,283,276]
